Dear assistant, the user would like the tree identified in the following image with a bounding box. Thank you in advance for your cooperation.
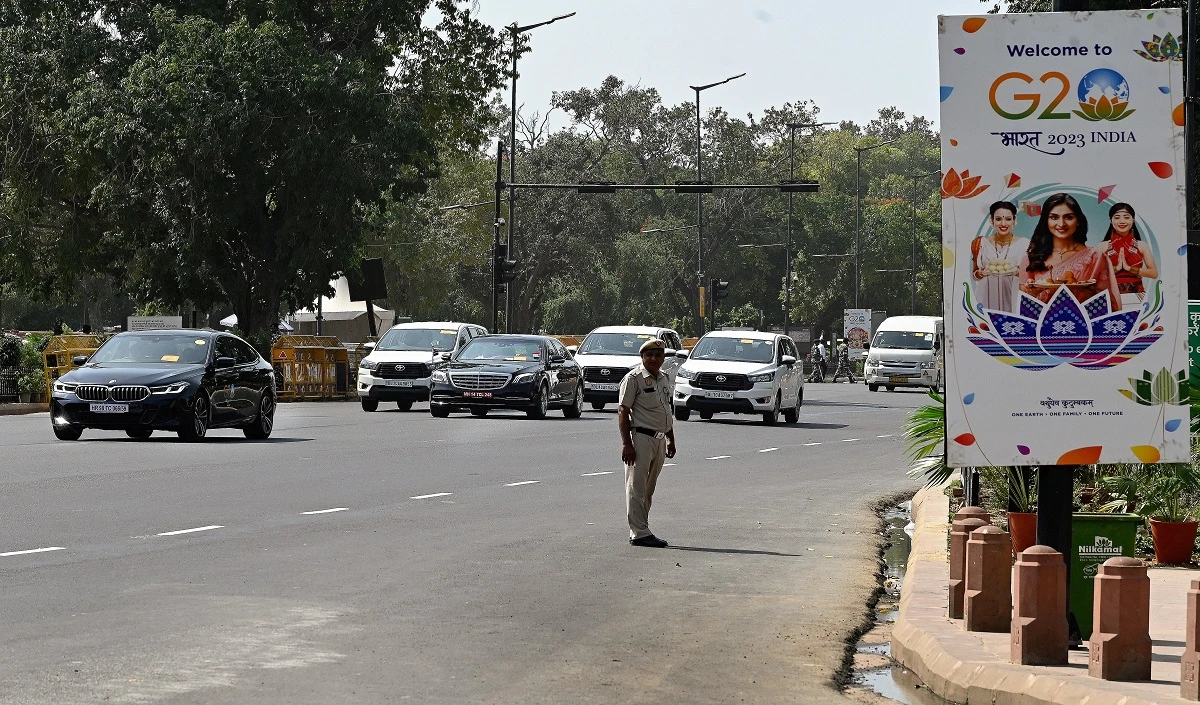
[0,0,508,337]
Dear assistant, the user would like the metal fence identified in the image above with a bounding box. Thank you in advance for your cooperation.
[0,368,17,401]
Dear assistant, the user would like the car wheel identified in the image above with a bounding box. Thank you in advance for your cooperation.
[563,384,583,418]
[784,395,799,424]
[126,429,153,440]
[470,407,489,417]
[527,384,549,419]
[590,402,606,411]
[53,423,83,441]
[177,393,210,441]
[698,411,713,420]
[868,383,879,392]
[396,400,413,411]
[430,404,451,418]
[243,392,275,440]
[674,405,691,422]
[361,397,379,412]
[886,385,896,392]
[761,394,780,425]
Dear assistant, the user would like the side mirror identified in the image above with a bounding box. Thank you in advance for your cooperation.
[781,355,797,367]
[550,354,566,364]
[363,341,376,349]
[675,349,689,359]
[566,345,578,354]
[72,354,89,366]
[863,342,870,351]
[215,356,237,369]
[440,351,452,361]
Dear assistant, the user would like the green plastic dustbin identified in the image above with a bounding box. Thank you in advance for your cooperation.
[1070,512,1142,639]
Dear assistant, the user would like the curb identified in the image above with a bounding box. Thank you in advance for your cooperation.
[0,403,47,417]
[891,485,1184,705]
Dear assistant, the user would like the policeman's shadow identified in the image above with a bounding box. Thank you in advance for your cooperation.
[665,545,805,558]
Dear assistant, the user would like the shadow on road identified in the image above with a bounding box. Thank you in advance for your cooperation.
[86,436,314,444]
[696,419,849,430]
[666,545,805,558]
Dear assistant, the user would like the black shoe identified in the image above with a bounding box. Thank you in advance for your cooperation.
[629,535,668,548]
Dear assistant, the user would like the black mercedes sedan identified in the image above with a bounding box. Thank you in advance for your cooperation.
[49,330,276,442]
[428,334,582,419]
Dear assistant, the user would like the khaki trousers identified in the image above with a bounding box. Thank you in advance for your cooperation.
[625,431,667,540]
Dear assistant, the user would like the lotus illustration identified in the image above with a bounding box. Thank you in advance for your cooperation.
[1072,69,1135,122]
[1119,368,1188,406]
[1136,33,1183,62]
[941,168,989,200]
[962,281,1163,370]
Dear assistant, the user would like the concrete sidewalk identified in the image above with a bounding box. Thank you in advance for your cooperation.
[893,484,1197,705]
[0,402,46,416]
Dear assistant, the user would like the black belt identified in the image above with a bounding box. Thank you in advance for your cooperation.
[634,426,666,437]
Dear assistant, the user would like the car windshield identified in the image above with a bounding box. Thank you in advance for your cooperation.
[90,334,211,364]
[872,331,934,350]
[457,338,543,362]
[578,333,660,355]
[689,336,775,363]
[376,328,458,352]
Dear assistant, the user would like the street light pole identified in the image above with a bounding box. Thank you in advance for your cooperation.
[908,171,941,315]
[853,139,898,308]
[690,72,745,336]
[506,12,575,334]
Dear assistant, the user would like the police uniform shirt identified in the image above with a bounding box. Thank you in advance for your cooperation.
[618,364,674,434]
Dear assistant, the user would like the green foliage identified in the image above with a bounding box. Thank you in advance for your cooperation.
[904,388,952,487]
[17,369,45,395]
[19,333,49,373]
[0,335,19,367]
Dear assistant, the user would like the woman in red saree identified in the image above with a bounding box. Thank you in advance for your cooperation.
[1018,193,1121,311]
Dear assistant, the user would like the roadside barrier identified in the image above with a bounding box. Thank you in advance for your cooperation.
[272,335,325,401]
[42,334,108,394]
[315,335,350,400]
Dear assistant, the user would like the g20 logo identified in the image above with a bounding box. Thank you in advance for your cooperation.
[989,68,1134,122]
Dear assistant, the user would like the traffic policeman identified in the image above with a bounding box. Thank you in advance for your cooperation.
[617,338,677,548]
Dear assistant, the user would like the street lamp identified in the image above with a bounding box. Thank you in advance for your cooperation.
[907,170,942,314]
[784,122,835,336]
[690,72,745,336]
[506,12,576,332]
[853,138,898,308]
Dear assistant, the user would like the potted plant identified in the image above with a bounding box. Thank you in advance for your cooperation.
[17,370,45,403]
[1005,466,1038,556]
[1138,464,1200,565]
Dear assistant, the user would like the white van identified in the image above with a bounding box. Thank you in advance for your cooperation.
[863,316,943,392]
[568,325,683,410]
[673,330,803,425]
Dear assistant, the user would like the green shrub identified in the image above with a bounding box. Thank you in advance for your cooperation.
[0,335,19,368]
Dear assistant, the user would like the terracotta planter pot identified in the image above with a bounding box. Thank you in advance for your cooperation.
[1149,518,1199,565]
[1007,512,1037,557]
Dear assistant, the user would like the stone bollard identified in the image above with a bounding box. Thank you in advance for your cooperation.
[1183,580,1200,700]
[1089,557,1151,681]
[949,515,990,619]
[1011,545,1069,666]
[965,525,1012,632]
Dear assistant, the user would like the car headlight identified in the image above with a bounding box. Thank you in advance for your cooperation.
[53,381,77,394]
[360,359,379,371]
[431,370,448,383]
[748,371,776,383]
[513,372,535,384]
[150,382,189,395]
[676,368,698,381]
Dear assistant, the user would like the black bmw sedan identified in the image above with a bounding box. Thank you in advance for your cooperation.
[49,330,276,442]
[429,335,583,419]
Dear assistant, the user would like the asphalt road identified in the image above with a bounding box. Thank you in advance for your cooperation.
[0,382,929,705]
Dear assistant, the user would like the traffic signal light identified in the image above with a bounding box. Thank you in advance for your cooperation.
[711,278,730,303]
[495,243,518,289]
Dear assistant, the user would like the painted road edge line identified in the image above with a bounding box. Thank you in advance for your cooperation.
[156,525,223,537]
[411,492,453,500]
[706,455,731,460]
[302,507,349,515]
[758,447,778,453]
[841,438,861,442]
[803,442,822,446]
[1,546,66,557]
[504,480,540,487]
[581,471,613,476]
[877,434,894,438]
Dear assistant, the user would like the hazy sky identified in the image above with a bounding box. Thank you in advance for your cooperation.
[472,0,990,130]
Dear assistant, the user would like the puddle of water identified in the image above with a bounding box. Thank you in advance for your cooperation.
[856,665,951,705]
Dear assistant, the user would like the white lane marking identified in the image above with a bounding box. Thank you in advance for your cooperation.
[758,448,779,453]
[877,434,894,438]
[504,480,540,487]
[581,471,613,476]
[804,442,822,446]
[1,546,65,557]
[664,463,677,467]
[302,507,348,515]
[411,492,453,500]
[156,525,223,537]
[706,455,731,460]
[841,438,861,442]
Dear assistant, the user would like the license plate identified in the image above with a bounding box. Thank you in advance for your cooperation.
[707,390,735,399]
[889,376,909,383]
[463,391,492,398]
[90,403,129,414]
[586,382,619,392]
[383,379,413,387]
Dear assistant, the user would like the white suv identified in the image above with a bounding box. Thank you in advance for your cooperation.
[357,321,487,411]
[673,330,803,425]
[568,325,683,410]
